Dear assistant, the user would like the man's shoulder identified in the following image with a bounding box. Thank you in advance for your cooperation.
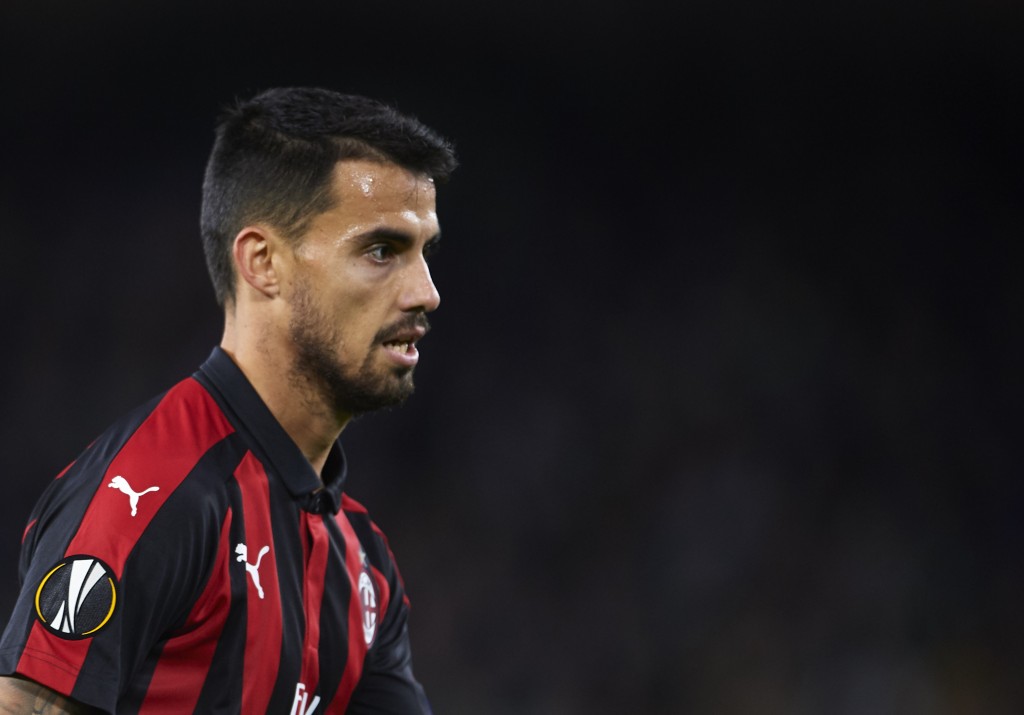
[84,375,229,449]
[108,375,236,451]
[340,492,370,516]
[144,374,235,436]
[340,493,388,538]
[20,375,243,570]
[340,494,403,566]
[38,376,240,514]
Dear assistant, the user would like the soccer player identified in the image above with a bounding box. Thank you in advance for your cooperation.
[0,87,456,713]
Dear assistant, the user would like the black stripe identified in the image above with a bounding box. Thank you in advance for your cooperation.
[316,512,355,705]
[192,474,248,712]
[265,471,310,712]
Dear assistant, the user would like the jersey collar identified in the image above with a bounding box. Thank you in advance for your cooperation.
[194,347,346,514]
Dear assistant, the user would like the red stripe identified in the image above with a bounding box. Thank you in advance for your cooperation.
[326,511,371,713]
[54,459,77,480]
[137,511,234,713]
[22,519,37,544]
[234,452,282,712]
[16,378,234,695]
[340,494,367,515]
[300,513,329,697]
[369,521,410,609]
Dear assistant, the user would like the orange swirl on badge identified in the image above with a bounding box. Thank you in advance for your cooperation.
[34,562,67,622]
[82,578,117,635]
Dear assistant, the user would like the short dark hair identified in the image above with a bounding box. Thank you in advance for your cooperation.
[200,87,458,306]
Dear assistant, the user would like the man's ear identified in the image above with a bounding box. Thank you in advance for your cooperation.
[232,226,282,299]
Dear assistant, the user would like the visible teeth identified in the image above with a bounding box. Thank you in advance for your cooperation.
[388,342,410,353]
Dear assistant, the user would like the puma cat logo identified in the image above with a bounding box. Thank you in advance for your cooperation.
[108,475,160,517]
[235,543,270,600]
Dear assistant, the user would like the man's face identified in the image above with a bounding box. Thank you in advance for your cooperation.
[285,159,441,416]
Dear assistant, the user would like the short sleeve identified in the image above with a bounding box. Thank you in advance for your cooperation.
[0,447,230,712]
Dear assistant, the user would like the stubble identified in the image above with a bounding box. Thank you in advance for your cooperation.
[288,280,418,418]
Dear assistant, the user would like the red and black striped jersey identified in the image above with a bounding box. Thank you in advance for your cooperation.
[0,348,433,714]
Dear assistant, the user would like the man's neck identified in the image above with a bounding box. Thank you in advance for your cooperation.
[219,331,349,476]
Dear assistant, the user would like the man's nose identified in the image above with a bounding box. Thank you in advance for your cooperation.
[400,256,441,313]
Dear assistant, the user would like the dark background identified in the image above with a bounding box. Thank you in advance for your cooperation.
[1,1,1020,712]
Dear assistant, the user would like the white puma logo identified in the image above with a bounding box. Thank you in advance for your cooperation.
[235,543,270,600]
[108,475,160,517]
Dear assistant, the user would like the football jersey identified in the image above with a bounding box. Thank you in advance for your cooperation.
[0,347,432,714]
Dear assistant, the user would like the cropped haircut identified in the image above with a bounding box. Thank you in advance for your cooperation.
[200,87,458,306]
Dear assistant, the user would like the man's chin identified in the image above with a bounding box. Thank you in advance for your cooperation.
[332,371,415,416]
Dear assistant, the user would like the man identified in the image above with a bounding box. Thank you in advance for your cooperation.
[0,87,456,713]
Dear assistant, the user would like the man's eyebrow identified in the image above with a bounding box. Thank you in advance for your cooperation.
[355,228,414,246]
[355,228,442,247]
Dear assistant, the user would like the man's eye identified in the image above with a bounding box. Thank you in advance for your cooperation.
[368,245,392,261]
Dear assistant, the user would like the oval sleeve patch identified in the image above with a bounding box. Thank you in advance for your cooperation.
[34,555,119,640]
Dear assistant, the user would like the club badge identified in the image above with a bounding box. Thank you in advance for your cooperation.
[358,548,378,646]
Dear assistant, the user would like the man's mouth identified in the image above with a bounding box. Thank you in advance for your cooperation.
[378,313,430,356]
[383,340,414,355]
[382,339,420,367]
[376,315,430,365]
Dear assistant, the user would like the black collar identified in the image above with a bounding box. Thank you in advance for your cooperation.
[194,347,346,515]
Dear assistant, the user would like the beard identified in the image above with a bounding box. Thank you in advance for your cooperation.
[288,281,425,417]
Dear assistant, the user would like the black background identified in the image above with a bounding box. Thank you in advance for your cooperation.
[1,1,1020,712]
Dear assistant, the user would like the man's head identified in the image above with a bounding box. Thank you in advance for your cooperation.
[203,88,457,419]
[201,87,457,307]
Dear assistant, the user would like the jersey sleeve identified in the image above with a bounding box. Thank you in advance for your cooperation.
[0,457,229,712]
[0,382,236,712]
[344,502,433,714]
